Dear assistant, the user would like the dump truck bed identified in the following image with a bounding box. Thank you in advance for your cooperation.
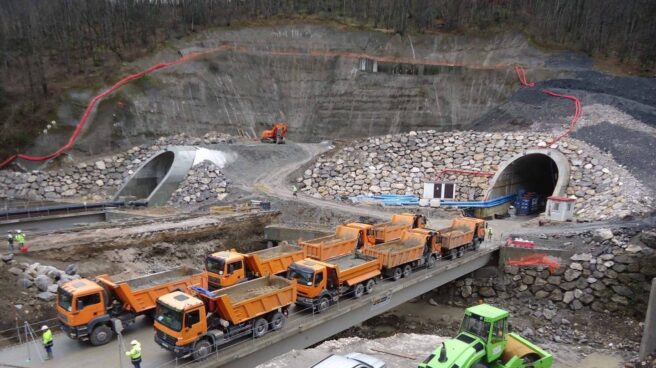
[329,254,382,286]
[244,243,305,277]
[301,226,360,260]
[212,276,296,324]
[437,224,474,250]
[362,237,424,269]
[98,267,206,314]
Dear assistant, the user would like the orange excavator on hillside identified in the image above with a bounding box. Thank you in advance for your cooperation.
[260,111,288,144]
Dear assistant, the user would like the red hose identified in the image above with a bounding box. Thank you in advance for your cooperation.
[514,64,582,146]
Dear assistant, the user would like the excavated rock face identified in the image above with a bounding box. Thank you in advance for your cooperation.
[298,130,653,220]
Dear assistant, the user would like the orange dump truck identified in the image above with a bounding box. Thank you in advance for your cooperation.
[56,267,206,346]
[370,213,427,243]
[154,276,296,360]
[300,213,426,261]
[362,228,440,281]
[205,243,305,290]
[436,217,487,259]
[300,224,375,260]
[287,253,382,312]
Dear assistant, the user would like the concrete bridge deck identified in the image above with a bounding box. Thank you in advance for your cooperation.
[0,244,499,368]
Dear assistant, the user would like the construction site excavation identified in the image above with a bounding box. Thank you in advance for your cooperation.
[0,3,655,368]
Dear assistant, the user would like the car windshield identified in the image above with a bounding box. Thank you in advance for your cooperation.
[155,303,183,331]
[206,257,225,274]
[460,314,490,340]
[287,265,314,285]
[58,288,73,312]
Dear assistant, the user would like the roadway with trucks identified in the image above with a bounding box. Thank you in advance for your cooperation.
[0,243,499,368]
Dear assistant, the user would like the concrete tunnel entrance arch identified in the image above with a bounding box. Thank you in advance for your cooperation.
[485,149,570,211]
[114,146,197,206]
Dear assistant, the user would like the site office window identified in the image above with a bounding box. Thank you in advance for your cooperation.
[434,182,456,200]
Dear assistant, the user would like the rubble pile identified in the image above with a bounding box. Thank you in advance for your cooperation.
[298,131,653,220]
[2,255,80,302]
[167,161,229,207]
[449,228,656,317]
[0,132,233,201]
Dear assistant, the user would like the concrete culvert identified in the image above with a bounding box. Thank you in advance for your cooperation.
[485,149,570,210]
[114,146,196,205]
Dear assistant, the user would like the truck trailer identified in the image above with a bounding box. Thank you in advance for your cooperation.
[362,228,440,281]
[154,276,296,360]
[56,267,207,346]
[287,253,382,312]
[435,217,486,259]
[205,243,305,290]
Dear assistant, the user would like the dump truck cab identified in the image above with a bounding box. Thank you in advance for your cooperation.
[344,223,377,249]
[419,304,553,368]
[56,279,108,341]
[205,250,245,289]
[154,291,206,357]
[287,259,328,300]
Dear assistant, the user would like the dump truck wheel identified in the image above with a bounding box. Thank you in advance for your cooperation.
[89,325,114,346]
[427,255,437,268]
[353,283,365,298]
[253,317,269,338]
[316,297,330,313]
[393,267,403,281]
[192,340,213,361]
[403,265,412,278]
[270,312,285,330]
[365,279,375,294]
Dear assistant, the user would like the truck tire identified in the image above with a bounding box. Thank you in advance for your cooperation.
[253,317,269,338]
[192,339,213,361]
[365,279,375,294]
[89,324,114,346]
[403,265,412,278]
[392,267,403,281]
[427,254,437,268]
[353,283,365,298]
[316,297,330,313]
[269,312,285,330]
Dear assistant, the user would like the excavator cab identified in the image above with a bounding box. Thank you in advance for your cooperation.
[260,122,288,144]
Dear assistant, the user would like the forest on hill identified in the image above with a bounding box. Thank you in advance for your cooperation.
[1,0,654,158]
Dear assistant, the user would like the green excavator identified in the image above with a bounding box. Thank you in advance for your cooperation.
[419,304,553,368]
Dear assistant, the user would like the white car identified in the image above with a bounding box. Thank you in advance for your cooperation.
[310,353,386,368]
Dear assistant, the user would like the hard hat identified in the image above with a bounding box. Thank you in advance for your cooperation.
[7,234,12,238]
[131,340,139,345]
[41,325,48,331]
[16,230,21,234]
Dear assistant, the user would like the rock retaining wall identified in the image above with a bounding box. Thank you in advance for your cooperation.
[298,131,653,220]
[445,228,656,319]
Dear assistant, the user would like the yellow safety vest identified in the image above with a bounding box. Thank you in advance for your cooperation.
[42,329,53,346]
[126,343,141,360]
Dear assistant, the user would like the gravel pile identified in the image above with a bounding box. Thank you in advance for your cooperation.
[167,161,229,207]
[298,131,653,220]
[0,132,232,201]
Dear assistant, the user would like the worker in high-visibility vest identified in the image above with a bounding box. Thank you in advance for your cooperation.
[14,230,25,248]
[125,340,142,368]
[292,185,298,197]
[41,325,53,360]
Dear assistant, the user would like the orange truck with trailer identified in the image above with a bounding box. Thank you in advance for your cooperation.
[154,276,296,360]
[436,217,487,259]
[287,253,382,312]
[205,243,305,290]
[56,267,207,346]
[362,228,440,281]
[300,213,426,261]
